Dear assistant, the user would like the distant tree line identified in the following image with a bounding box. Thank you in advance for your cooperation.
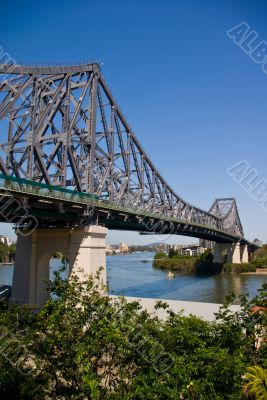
[129,245,156,253]
[153,247,267,274]
[252,244,267,268]
[153,249,222,274]
[0,242,16,263]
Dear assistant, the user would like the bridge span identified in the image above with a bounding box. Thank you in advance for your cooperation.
[0,62,258,306]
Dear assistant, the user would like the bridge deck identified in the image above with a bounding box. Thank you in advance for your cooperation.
[0,174,255,247]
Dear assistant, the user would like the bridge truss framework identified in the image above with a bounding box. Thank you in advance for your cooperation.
[0,63,244,239]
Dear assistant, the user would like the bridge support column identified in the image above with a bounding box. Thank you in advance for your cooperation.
[231,243,241,264]
[68,226,108,282]
[214,243,223,263]
[214,242,242,264]
[240,245,249,263]
[213,243,231,263]
[10,225,107,307]
[214,243,233,263]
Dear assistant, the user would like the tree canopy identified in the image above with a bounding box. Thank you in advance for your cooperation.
[0,269,266,399]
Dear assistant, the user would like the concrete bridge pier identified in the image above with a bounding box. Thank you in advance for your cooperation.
[240,244,249,263]
[214,242,249,264]
[10,225,107,307]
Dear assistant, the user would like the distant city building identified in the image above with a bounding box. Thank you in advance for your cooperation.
[171,243,206,257]
[199,239,214,249]
[181,244,206,257]
[253,238,263,247]
[119,242,129,253]
[156,243,171,253]
[0,235,12,246]
[171,244,183,251]
[106,244,114,255]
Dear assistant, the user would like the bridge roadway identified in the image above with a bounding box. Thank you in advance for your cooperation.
[0,174,256,247]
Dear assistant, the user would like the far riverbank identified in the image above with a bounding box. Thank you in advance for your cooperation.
[241,268,267,275]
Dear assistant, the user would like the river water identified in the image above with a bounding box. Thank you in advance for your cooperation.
[1,252,266,304]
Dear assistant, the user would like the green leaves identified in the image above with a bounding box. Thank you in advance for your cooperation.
[0,272,266,399]
[243,366,267,399]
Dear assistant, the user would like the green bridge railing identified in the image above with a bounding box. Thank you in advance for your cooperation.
[0,173,244,241]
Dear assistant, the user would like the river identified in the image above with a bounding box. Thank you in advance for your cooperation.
[0,252,266,304]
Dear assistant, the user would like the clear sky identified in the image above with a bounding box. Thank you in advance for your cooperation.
[1,0,267,245]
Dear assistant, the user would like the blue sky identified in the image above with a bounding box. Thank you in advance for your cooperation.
[1,0,267,245]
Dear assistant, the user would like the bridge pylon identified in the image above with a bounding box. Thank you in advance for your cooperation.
[10,225,107,307]
[214,242,249,264]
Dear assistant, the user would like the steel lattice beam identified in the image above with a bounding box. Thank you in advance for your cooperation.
[0,63,244,238]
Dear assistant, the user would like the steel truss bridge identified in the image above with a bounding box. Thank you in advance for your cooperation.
[0,62,255,246]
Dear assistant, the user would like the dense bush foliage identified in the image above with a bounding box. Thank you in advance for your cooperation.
[168,248,179,258]
[0,242,16,263]
[154,249,262,275]
[0,270,266,399]
[243,366,267,399]
[154,249,221,274]
[253,244,267,259]
[128,245,155,253]
[252,245,267,268]
[223,263,257,273]
[195,250,223,275]
[153,254,197,271]
[252,257,267,268]
[153,252,167,260]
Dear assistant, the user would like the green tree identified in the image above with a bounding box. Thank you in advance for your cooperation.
[243,366,267,399]
[198,249,214,265]
[154,252,166,260]
[195,249,219,274]
[0,270,266,399]
[8,242,16,262]
[0,242,10,262]
[253,245,267,267]
[168,248,179,258]
[254,244,267,258]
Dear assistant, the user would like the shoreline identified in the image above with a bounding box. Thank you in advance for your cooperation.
[241,268,267,275]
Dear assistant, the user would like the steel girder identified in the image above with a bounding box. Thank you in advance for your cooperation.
[209,198,244,237]
[0,63,244,237]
